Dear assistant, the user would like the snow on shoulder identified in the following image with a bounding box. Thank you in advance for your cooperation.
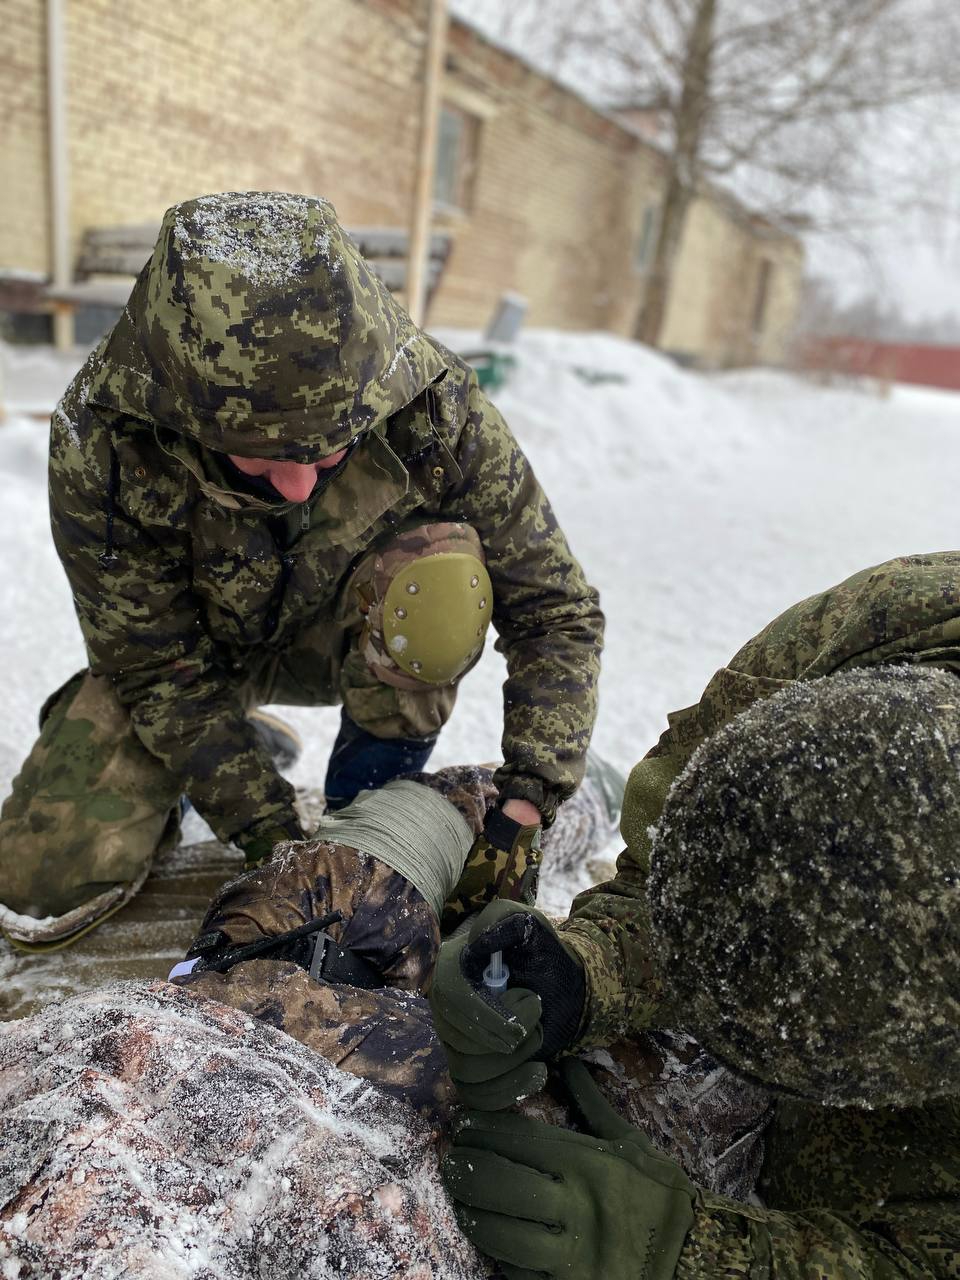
[0,981,483,1280]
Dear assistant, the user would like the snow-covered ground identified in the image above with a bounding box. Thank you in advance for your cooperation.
[1,330,959,1273]
[1,330,959,887]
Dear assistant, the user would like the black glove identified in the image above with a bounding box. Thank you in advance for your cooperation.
[429,899,585,1110]
[443,1057,696,1280]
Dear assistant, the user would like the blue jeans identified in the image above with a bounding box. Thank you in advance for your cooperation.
[324,711,438,809]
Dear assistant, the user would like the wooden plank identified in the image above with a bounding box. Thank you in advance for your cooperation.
[0,789,329,1022]
[0,837,244,1021]
[44,280,135,307]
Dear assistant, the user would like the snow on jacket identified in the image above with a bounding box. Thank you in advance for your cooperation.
[0,980,485,1279]
[560,550,960,1277]
[48,193,603,847]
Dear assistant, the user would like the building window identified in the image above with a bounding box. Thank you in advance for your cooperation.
[752,259,774,335]
[634,205,659,273]
[434,104,480,213]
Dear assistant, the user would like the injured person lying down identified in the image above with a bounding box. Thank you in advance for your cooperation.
[0,758,767,1279]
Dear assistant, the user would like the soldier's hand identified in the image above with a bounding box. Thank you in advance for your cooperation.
[440,807,543,934]
[443,1057,696,1280]
[429,900,585,1110]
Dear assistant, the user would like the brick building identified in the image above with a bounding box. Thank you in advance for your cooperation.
[0,0,803,366]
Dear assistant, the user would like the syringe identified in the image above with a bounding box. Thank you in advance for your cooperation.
[483,949,510,994]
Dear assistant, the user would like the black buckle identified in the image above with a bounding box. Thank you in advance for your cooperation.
[193,911,344,974]
[309,931,384,989]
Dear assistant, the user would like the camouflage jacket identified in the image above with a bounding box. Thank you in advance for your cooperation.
[560,552,960,1276]
[49,194,603,849]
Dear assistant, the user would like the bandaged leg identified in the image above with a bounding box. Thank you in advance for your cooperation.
[173,758,627,1121]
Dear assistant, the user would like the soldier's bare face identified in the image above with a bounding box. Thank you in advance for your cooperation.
[228,450,349,502]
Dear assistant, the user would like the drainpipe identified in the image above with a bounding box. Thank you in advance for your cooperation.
[47,0,74,350]
[406,0,448,328]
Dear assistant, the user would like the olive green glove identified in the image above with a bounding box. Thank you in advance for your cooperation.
[429,899,585,1110]
[443,1057,696,1280]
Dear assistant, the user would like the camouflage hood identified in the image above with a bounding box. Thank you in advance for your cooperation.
[85,192,448,461]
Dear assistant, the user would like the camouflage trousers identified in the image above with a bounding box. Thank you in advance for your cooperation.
[0,524,487,923]
[177,848,457,1117]
[174,764,501,1117]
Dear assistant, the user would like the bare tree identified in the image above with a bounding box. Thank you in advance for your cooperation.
[453,0,960,346]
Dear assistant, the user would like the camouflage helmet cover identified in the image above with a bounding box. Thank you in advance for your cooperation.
[85,192,448,461]
[648,666,960,1109]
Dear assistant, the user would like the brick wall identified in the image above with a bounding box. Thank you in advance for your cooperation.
[0,0,802,363]
[62,0,424,254]
[432,22,667,334]
[662,196,803,368]
[0,0,49,275]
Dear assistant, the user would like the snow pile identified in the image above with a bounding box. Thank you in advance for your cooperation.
[0,981,485,1280]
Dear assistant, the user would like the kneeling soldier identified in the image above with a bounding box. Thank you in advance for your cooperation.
[0,191,602,949]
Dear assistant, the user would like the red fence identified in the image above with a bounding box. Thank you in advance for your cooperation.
[800,338,960,392]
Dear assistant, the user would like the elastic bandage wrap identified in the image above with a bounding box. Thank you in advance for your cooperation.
[311,780,473,919]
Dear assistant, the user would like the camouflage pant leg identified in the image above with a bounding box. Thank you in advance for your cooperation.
[0,670,180,920]
[190,840,441,991]
[178,840,453,1117]
[428,756,622,931]
[180,959,456,1119]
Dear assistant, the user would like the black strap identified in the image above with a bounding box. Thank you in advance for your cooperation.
[309,931,385,989]
[194,911,344,974]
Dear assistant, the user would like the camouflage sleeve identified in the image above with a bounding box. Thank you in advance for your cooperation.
[48,406,303,853]
[677,1195,959,1278]
[557,748,682,1047]
[437,371,604,824]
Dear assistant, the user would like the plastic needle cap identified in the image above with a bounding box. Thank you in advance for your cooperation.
[483,949,510,993]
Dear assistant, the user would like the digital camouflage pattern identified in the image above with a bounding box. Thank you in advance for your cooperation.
[651,666,960,1111]
[558,551,960,1277]
[42,191,602,868]
[438,817,543,934]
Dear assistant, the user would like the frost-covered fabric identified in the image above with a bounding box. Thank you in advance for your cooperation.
[650,666,960,1110]
[561,549,960,1052]
[558,554,960,1277]
[0,981,485,1280]
[41,193,603,859]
